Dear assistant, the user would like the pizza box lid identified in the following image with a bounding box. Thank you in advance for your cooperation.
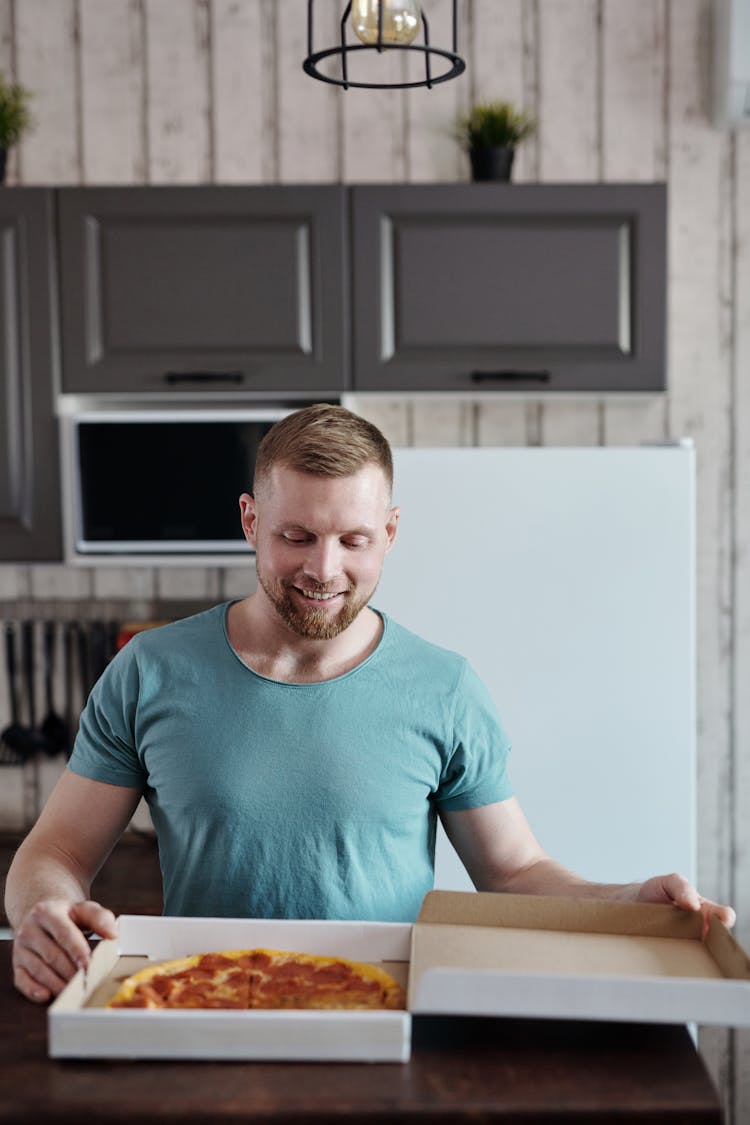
[408,890,750,1027]
[48,915,412,1062]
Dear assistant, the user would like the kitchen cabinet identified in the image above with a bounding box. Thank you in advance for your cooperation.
[57,183,666,399]
[0,183,670,565]
[58,186,347,395]
[350,184,666,393]
[0,189,63,561]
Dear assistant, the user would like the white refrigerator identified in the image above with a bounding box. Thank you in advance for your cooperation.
[374,445,696,891]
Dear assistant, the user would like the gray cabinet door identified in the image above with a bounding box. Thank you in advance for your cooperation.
[58,186,347,395]
[0,190,62,561]
[351,184,666,393]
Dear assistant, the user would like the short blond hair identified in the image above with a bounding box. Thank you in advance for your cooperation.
[253,404,393,500]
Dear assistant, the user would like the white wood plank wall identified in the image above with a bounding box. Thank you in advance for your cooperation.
[0,1,747,1115]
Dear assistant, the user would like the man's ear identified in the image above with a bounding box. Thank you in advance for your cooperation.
[239,493,258,547]
[384,505,400,553]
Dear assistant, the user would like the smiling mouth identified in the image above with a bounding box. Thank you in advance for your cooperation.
[295,588,343,602]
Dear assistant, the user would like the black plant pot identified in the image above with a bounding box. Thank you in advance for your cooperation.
[0,148,6,185]
[469,145,515,182]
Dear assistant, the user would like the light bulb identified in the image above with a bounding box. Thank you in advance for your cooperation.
[351,0,421,46]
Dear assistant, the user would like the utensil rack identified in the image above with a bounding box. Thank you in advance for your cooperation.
[0,601,210,827]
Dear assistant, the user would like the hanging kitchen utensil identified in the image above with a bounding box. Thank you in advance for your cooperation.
[20,620,44,826]
[1,622,47,764]
[63,620,76,759]
[40,620,70,756]
[89,620,108,685]
[106,619,120,665]
[77,620,92,702]
[21,620,49,752]
[0,622,28,764]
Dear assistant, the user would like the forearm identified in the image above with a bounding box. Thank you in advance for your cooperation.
[444,802,735,930]
[5,839,92,931]
[489,855,640,901]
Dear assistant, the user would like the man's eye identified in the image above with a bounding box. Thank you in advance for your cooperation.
[283,534,310,544]
[342,538,367,549]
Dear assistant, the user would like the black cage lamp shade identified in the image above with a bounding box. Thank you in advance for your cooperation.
[304,0,466,90]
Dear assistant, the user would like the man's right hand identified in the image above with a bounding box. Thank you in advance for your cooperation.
[11,899,118,1003]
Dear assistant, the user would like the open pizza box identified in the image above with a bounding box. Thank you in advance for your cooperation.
[48,891,750,1062]
[48,914,413,1062]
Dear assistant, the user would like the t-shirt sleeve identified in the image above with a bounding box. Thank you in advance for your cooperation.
[434,659,513,811]
[67,642,148,789]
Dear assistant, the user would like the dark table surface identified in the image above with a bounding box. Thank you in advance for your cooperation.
[0,941,723,1124]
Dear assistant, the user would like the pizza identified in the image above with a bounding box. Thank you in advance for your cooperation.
[107,948,406,1010]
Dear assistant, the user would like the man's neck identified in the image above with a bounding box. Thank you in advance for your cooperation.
[227,596,383,683]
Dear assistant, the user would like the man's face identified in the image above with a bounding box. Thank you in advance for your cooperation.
[241,464,399,640]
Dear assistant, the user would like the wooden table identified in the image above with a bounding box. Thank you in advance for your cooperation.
[0,943,722,1124]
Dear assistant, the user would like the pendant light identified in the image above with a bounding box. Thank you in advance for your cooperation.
[303,0,466,90]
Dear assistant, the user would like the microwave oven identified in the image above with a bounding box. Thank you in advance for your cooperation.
[60,407,296,563]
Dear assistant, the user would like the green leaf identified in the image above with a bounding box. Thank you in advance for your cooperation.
[0,74,32,149]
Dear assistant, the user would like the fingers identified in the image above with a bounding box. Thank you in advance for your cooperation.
[12,899,117,1004]
[713,902,737,928]
[70,900,119,940]
[637,873,736,935]
[13,950,70,1003]
[636,872,695,907]
[697,899,737,931]
[661,874,737,930]
[660,873,702,912]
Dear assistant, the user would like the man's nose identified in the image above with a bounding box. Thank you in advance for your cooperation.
[301,539,341,583]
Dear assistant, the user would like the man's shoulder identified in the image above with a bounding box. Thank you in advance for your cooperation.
[378,611,468,674]
[124,602,230,655]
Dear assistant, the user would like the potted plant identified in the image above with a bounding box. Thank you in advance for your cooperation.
[457,99,536,183]
[0,74,32,184]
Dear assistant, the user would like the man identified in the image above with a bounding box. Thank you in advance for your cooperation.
[6,404,735,1003]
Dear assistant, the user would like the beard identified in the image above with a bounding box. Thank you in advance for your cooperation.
[256,566,373,640]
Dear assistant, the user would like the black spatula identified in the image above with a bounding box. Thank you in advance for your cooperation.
[40,621,70,756]
[0,623,25,764]
[20,621,49,756]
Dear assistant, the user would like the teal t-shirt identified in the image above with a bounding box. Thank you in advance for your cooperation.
[68,603,513,922]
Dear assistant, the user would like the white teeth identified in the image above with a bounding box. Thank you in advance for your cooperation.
[299,589,339,600]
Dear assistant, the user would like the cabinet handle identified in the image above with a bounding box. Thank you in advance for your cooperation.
[470,370,551,384]
[164,371,244,385]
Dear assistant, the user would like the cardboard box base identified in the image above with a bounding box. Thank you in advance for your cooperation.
[49,915,412,1062]
[49,1009,410,1062]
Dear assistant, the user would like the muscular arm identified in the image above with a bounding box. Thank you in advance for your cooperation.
[5,769,143,1002]
[441,797,736,930]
